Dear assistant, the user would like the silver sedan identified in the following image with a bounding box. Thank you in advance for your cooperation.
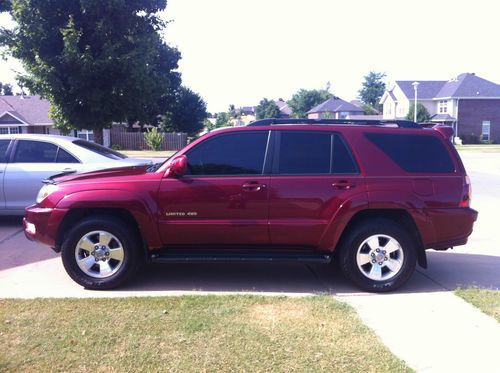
[0,134,150,215]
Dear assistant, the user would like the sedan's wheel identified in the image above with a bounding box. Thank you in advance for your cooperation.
[338,218,417,292]
[61,217,142,290]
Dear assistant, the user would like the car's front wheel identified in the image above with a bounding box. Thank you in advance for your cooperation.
[61,217,142,290]
[337,218,417,292]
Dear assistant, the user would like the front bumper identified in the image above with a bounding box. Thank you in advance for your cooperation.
[24,205,68,251]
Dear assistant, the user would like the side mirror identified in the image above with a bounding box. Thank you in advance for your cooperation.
[165,155,187,178]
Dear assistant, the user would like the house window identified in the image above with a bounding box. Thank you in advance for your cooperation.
[339,112,349,119]
[482,121,491,142]
[438,100,448,113]
[0,126,20,134]
[77,129,94,142]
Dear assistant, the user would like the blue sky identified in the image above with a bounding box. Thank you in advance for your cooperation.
[1,0,499,112]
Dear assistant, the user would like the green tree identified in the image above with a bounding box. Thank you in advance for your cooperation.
[287,89,333,118]
[358,71,386,112]
[406,103,431,123]
[255,98,280,119]
[361,103,379,115]
[0,0,181,144]
[162,87,207,136]
[214,112,231,128]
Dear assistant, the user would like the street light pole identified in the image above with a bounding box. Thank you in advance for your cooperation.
[412,81,419,123]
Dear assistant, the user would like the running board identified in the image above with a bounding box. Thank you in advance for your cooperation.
[150,251,331,264]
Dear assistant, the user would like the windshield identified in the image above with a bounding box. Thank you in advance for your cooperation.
[73,139,127,160]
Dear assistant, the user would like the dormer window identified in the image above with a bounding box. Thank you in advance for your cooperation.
[438,100,448,114]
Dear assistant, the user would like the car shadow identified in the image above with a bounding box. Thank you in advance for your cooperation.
[112,250,500,295]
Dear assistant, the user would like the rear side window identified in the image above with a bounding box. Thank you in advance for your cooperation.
[57,148,79,163]
[187,132,269,175]
[365,133,455,173]
[276,132,358,175]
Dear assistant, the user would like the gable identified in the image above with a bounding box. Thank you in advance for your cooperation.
[0,112,24,125]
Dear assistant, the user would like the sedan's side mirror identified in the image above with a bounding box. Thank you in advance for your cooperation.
[164,155,188,178]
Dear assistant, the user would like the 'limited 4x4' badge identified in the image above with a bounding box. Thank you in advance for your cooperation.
[165,211,198,217]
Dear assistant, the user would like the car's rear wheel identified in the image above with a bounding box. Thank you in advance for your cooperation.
[61,217,142,290]
[337,218,417,292]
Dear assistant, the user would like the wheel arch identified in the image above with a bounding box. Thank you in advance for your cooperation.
[55,208,149,260]
[333,209,427,268]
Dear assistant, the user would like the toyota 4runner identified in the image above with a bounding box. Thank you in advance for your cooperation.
[24,119,478,292]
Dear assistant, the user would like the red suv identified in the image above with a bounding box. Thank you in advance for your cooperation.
[24,119,478,292]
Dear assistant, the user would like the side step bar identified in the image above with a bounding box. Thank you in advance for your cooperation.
[150,251,331,264]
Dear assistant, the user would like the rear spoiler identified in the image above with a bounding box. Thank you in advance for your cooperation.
[432,124,454,141]
[42,169,77,185]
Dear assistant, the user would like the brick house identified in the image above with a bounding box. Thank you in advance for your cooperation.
[307,97,364,119]
[380,73,500,143]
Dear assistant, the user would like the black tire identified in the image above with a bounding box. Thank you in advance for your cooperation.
[337,218,417,293]
[61,216,143,290]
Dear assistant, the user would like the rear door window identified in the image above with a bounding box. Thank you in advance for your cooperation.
[365,133,455,173]
[0,140,10,163]
[14,140,58,163]
[275,132,359,175]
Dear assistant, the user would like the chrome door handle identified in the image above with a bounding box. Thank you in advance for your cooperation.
[242,182,266,192]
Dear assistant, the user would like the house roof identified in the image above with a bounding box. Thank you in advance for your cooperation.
[0,95,52,125]
[430,114,456,122]
[307,97,363,114]
[395,80,447,100]
[435,73,500,98]
[274,99,292,116]
[393,73,500,100]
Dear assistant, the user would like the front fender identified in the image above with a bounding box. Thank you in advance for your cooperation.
[56,189,162,249]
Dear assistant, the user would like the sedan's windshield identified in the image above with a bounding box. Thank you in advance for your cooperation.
[72,139,127,160]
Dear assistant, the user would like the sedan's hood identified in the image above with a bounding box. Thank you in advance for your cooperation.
[47,164,150,184]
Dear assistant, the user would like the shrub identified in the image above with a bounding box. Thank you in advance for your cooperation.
[111,144,122,150]
[144,127,164,151]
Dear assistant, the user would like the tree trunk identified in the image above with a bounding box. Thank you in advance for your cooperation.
[93,127,104,145]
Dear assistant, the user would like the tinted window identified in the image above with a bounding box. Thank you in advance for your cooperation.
[366,133,455,173]
[187,132,268,175]
[14,140,57,163]
[278,132,331,174]
[0,140,10,163]
[57,148,79,163]
[73,139,126,160]
[332,135,359,173]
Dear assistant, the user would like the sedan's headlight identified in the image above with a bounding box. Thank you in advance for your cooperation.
[36,184,58,204]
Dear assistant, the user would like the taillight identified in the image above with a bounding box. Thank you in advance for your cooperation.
[459,175,471,207]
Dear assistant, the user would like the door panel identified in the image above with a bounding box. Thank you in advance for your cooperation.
[4,162,81,209]
[157,131,272,247]
[158,176,270,246]
[269,131,363,247]
[269,175,365,246]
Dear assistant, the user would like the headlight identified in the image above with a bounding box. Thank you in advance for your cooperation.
[36,184,58,204]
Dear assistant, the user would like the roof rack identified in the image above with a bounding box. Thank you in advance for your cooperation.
[247,118,421,129]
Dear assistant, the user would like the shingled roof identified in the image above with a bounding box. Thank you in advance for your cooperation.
[394,73,500,100]
[0,95,52,125]
[435,73,500,98]
[395,80,447,99]
[308,97,363,114]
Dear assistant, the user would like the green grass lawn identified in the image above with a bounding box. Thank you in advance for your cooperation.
[455,289,500,322]
[455,144,500,153]
[0,295,410,373]
[121,150,176,158]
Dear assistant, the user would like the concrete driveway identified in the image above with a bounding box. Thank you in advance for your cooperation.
[0,151,499,372]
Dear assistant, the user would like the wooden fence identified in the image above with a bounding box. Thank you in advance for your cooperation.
[110,127,187,150]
